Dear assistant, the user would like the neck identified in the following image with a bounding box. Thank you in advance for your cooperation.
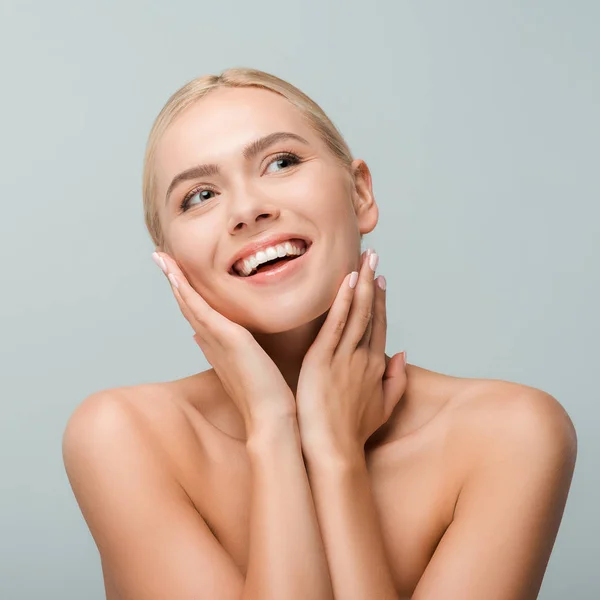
[252,311,329,397]
[252,311,392,398]
[199,310,396,444]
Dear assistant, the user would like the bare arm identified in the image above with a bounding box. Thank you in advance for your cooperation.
[303,448,399,600]
[243,413,334,600]
[409,389,578,600]
[302,388,577,600]
[62,391,334,600]
[298,376,577,600]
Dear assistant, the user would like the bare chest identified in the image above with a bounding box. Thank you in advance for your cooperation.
[180,417,459,599]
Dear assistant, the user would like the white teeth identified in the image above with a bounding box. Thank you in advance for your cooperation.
[265,247,278,261]
[235,241,307,277]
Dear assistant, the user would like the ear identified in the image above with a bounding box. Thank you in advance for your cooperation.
[155,241,170,255]
[350,159,378,236]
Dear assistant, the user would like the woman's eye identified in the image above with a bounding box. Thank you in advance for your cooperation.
[264,152,301,173]
[178,153,301,213]
[179,188,215,212]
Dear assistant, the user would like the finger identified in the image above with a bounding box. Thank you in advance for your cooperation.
[307,248,372,359]
[360,248,371,267]
[357,248,376,347]
[338,249,378,353]
[156,252,225,336]
[359,278,377,349]
[359,256,379,348]
[368,274,387,356]
[382,352,407,421]
[161,260,199,329]
[308,271,357,361]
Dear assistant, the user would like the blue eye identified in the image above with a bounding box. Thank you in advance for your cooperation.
[178,151,302,213]
[264,152,301,173]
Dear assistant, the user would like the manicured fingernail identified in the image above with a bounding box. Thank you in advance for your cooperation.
[152,252,168,274]
[349,271,359,288]
[377,274,386,290]
[369,252,379,271]
[168,273,179,289]
[402,351,407,366]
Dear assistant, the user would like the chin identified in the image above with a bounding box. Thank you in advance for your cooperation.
[228,280,336,335]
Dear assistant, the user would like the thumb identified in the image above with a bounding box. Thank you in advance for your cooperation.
[382,352,407,421]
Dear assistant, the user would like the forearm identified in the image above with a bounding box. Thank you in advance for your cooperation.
[304,448,398,600]
[242,414,334,600]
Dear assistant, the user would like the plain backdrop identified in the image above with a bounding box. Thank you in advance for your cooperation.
[1,1,598,598]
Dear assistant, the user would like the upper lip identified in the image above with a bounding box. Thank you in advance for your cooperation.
[228,233,312,274]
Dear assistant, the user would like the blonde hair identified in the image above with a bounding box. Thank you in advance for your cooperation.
[142,67,359,250]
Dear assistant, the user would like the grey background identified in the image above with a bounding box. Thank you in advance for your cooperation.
[1,0,597,598]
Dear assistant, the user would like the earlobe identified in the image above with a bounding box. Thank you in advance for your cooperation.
[357,203,379,237]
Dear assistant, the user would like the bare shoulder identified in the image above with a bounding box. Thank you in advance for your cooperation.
[402,372,578,599]
[64,379,184,444]
[62,371,218,489]
[398,364,577,477]
[442,375,578,473]
[61,372,246,599]
[446,376,577,440]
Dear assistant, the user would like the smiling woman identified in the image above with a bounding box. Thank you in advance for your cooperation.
[62,66,577,600]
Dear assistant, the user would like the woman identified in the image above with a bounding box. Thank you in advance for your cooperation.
[63,67,578,600]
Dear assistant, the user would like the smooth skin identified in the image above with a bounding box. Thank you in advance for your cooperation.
[63,86,578,599]
[63,249,577,599]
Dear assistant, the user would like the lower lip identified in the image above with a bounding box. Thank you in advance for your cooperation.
[232,245,312,285]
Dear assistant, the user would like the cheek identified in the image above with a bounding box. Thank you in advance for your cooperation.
[168,238,215,282]
[298,174,354,223]
[315,189,360,246]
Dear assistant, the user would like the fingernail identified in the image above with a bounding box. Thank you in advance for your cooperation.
[369,252,379,271]
[377,274,386,290]
[349,271,359,288]
[152,252,168,274]
[402,351,407,366]
[168,273,179,289]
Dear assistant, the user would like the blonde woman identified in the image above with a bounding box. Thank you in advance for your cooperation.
[62,67,577,600]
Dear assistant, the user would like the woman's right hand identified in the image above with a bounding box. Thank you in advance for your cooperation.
[152,251,297,431]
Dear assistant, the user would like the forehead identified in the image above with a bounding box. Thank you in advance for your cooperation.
[154,87,318,190]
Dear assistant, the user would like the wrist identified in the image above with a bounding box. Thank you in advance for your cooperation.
[302,437,366,471]
[245,410,300,453]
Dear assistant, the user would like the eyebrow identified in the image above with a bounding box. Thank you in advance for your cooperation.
[164,131,310,206]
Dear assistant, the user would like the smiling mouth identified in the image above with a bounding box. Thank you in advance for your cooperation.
[229,240,312,277]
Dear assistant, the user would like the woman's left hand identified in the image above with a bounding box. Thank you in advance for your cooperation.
[296,249,408,461]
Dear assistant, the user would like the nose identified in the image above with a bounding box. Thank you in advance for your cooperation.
[226,193,281,234]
